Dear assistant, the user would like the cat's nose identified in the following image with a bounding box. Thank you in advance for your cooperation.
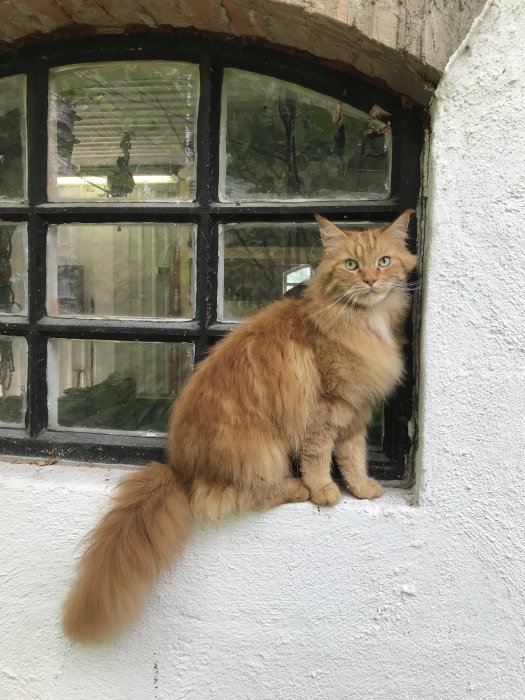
[364,277,377,288]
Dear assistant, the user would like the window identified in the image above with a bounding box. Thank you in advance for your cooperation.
[0,36,422,479]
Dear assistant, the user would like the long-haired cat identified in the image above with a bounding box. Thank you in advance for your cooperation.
[63,211,417,643]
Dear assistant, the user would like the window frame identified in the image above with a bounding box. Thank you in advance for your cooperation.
[0,34,423,479]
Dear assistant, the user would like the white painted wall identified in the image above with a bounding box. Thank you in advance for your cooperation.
[1,0,524,697]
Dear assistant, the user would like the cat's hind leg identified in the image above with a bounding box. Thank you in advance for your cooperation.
[190,429,294,520]
[190,477,309,520]
[335,427,382,500]
[255,477,310,511]
[190,480,252,521]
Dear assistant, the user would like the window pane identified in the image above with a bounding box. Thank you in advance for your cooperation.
[219,222,320,321]
[48,339,193,434]
[48,62,199,202]
[0,74,27,203]
[220,69,391,202]
[0,222,27,317]
[0,335,27,427]
[47,223,196,320]
[219,221,377,322]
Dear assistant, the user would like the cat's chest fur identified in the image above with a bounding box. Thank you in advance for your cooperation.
[314,307,403,406]
[356,309,403,389]
[365,307,395,346]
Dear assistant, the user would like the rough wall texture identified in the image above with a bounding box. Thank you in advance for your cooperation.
[2,462,523,700]
[2,0,525,698]
[0,0,486,106]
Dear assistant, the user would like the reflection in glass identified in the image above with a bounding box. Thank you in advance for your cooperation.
[0,335,27,427]
[0,75,27,203]
[283,264,313,294]
[47,223,196,320]
[219,222,321,321]
[48,339,194,434]
[48,62,199,202]
[221,69,391,202]
[219,221,377,322]
[0,222,27,317]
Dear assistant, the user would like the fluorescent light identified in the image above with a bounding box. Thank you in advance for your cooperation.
[57,175,178,185]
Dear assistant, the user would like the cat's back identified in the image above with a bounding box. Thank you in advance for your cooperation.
[166,296,320,470]
[174,296,319,414]
[211,295,313,360]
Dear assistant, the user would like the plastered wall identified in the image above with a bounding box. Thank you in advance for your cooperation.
[1,0,525,698]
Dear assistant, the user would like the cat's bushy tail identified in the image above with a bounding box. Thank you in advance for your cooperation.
[62,461,192,644]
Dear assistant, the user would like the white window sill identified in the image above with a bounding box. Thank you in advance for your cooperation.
[0,456,415,516]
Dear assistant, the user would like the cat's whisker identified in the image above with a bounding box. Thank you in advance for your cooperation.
[398,282,421,289]
[394,279,421,287]
[333,290,359,317]
[319,289,358,329]
[312,290,354,317]
[344,293,361,325]
[345,291,361,315]
[390,282,421,294]
[337,290,359,318]
[329,290,362,330]
[350,293,361,311]
[312,298,345,317]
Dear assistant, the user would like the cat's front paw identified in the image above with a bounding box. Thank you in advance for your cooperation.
[347,477,382,500]
[310,482,341,506]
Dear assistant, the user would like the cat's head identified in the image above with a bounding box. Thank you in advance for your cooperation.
[314,211,418,307]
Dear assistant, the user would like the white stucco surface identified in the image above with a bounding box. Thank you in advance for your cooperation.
[1,0,525,697]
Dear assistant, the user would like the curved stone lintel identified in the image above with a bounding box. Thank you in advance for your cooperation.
[0,0,487,107]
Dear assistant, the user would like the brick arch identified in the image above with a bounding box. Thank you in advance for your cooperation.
[0,0,486,106]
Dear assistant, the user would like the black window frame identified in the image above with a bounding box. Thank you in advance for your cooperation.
[0,34,423,479]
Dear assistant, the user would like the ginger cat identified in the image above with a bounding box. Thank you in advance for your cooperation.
[63,211,417,643]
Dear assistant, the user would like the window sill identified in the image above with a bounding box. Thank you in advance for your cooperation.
[0,456,415,513]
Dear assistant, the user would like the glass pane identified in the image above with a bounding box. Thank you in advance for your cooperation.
[47,223,195,320]
[220,69,391,202]
[0,222,27,317]
[48,62,199,202]
[219,221,377,322]
[48,339,193,434]
[0,74,27,203]
[0,336,27,427]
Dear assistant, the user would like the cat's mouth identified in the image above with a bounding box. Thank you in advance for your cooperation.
[358,288,388,306]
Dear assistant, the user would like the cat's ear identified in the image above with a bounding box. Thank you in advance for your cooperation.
[384,209,415,241]
[315,214,346,249]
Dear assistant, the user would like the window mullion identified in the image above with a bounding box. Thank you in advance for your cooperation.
[36,317,200,340]
[209,204,401,221]
[196,53,221,206]
[27,63,48,207]
[194,55,222,363]
[35,204,200,223]
[25,63,49,437]
[26,331,47,438]
[26,214,48,437]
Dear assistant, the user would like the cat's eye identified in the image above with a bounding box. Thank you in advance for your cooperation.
[378,256,391,267]
[345,259,359,271]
